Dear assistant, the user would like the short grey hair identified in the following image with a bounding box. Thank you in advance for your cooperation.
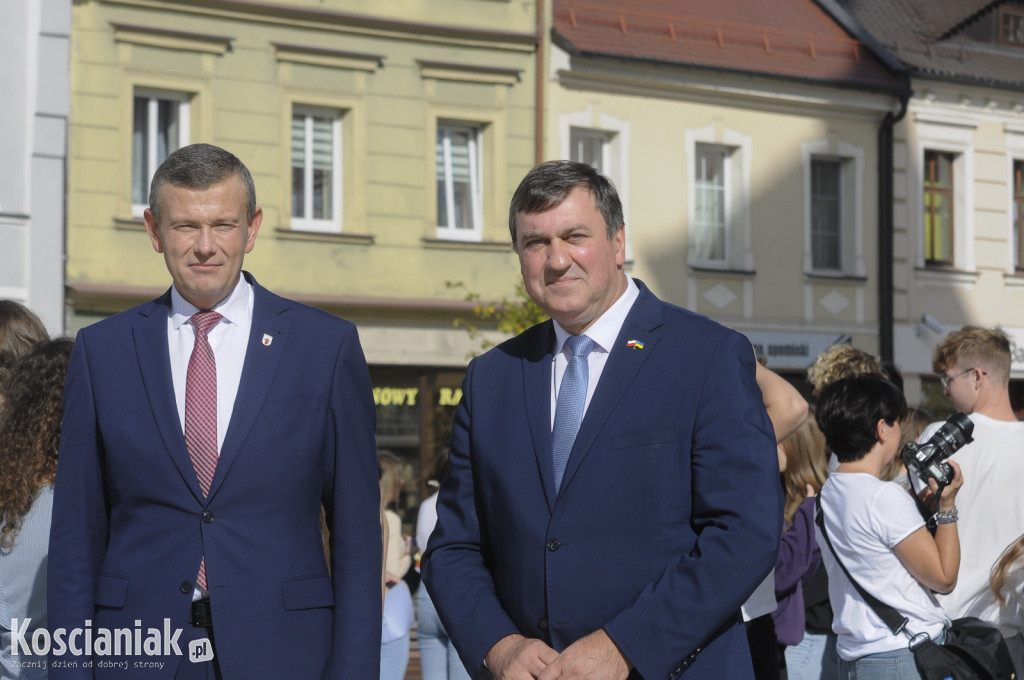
[148,143,257,224]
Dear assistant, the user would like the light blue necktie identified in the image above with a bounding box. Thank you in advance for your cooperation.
[551,334,596,493]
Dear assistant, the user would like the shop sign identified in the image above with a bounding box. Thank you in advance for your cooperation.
[373,387,418,407]
[744,332,850,370]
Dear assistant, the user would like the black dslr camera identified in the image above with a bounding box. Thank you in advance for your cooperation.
[901,413,974,492]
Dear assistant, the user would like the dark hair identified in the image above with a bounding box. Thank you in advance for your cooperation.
[149,143,257,224]
[815,374,907,463]
[0,300,48,371]
[508,160,623,250]
[0,337,73,549]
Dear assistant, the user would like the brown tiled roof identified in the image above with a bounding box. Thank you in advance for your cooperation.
[552,0,903,93]
[834,0,1024,89]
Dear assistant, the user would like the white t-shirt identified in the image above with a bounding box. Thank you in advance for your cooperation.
[416,492,439,555]
[741,571,778,621]
[913,413,1024,637]
[817,472,949,661]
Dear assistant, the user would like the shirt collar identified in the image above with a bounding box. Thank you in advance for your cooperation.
[170,274,251,330]
[552,275,639,356]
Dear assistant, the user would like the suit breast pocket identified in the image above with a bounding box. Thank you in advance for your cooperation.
[611,428,680,451]
[261,393,323,418]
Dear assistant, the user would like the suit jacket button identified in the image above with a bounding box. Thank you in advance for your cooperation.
[537,617,548,631]
[180,581,192,594]
[546,538,561,551]
[202,511,214,523]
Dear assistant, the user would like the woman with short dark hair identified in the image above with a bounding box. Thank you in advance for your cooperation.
[815,374,962,679]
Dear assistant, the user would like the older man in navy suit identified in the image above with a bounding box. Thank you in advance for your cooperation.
[48,144,381,679]
[423,161,782,680]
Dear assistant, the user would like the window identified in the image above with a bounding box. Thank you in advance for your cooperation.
[1001,6,1024,46]
[801,139,865,277]
[685,125,752,271]
[924,150,955,265]
[436,123,482,240]
[569,128,608,172]
[694,144,728,263]
[1015,160,1024,271]
[291,107,342,232]
[561,112,632,260]
[811,160,842,271]
[132,90,189,216]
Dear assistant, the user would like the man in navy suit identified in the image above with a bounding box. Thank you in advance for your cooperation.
[47,144,381,678]
[422,161,782,680]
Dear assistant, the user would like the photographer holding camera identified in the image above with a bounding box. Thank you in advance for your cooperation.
[916,326,1024,676]
[815,374,964,679]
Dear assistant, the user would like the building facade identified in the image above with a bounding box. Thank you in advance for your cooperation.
[544,0,904,389]
[838,0,1024,413]
[0,0,70,336]
[66,0,539,513]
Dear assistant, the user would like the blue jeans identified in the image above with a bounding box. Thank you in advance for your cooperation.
[380,633,410,680]
[785,631,840,680]
[416,587,470,680]
[838,645,920,680]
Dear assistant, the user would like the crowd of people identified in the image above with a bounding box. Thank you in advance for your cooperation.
[739,331,1024,680]
[1,144,1022,680]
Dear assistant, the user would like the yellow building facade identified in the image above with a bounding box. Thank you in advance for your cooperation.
[67,0,540,499]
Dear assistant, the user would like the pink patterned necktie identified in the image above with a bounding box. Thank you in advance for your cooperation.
[185,310,221,589]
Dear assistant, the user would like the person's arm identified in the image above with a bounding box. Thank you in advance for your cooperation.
[325,326,383,679]
[384,509,411,583]
[596,332,783,679]
[47,332,107,680]
[774,494,821,597]
[756,360,808,443]
[893,461,963,594]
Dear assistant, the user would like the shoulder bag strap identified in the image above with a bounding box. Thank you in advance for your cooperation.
[814,495,910,636]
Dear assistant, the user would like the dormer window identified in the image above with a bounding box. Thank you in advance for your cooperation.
[1000,6,1024,46]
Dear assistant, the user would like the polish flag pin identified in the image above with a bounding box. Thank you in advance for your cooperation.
[262,333,273,347]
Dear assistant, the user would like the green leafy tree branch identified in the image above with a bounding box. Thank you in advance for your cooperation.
[446,280,548,356]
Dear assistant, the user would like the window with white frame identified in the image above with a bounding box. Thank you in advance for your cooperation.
[132,90,189,217]
[436,123,482,241]
[694,144,729,263]
[912,117,974,272]
[684,126,753,271]
[801,140,864,278]
[291,106,342,233]
[924,149,955,266]
[570,128,609,172]
[811,159,842,271]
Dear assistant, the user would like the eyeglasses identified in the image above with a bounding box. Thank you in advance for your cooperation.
[940,368,980,388]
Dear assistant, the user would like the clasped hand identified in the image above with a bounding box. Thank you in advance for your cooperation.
[485,630,632,680]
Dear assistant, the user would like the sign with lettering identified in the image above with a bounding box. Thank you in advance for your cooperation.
[744,332,850,370]
[373,387,418,407]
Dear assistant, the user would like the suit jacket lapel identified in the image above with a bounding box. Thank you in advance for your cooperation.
[207,277,289,501]
[524,322,558,513]
[133,291,207,503]
[557,284,664,499]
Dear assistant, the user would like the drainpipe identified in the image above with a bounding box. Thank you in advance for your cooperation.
[879,74,911,363]
[535,0,545,164]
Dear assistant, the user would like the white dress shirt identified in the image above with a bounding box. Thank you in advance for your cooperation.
[168,274,254,455]
[550,275,639,428]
